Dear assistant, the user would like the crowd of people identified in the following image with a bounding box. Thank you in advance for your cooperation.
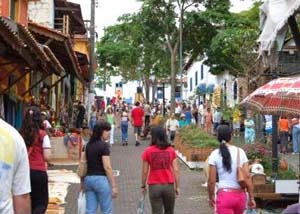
[2,96,300,214]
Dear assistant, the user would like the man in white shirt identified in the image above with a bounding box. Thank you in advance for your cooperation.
[165,113,179,144]
[0,118,31,213]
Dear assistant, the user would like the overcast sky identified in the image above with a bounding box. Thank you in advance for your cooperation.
[70,0,255,38]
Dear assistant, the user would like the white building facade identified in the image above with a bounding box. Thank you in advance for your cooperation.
[185,60,241,108]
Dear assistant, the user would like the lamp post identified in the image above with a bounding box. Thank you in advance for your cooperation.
[162,82,165,117]
[87,0,96,124]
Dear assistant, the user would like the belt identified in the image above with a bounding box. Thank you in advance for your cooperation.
[217,188,245,194]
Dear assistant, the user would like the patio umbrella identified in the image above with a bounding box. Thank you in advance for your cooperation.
[241,76,300,205]
[240,75,300,116]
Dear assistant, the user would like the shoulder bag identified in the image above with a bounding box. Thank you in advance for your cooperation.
[237,148,251,189]
[77,146,87,177]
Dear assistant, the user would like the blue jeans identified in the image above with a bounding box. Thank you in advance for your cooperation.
[293,126,299,153]
[121,121,128,143]
[84,176,113,214]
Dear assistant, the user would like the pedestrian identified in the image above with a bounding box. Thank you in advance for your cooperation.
[178,113,188,128]
[291,118,300,154]
[198,101,205,128]
[165,113,179,144]
[81,125,91,147]
[20,106,52,214]
[144,101,151,128]
[184,106,192,125]
[192,103,198,125]
[213,107,222,134]
[131,102,145,146]
[0,118,31,213]
[232,107,241,137]
[106,107,116,145]
[120,109,130,146]
[76,101,86,129]
[278,115,289,153]
[207,125,256,214]
[83,121,118,214]
[204,107,213,134]
[89,105,98,130]
[244,113,255,144]
[141,126,180,214]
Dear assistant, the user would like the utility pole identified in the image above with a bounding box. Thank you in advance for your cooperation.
[87,0,96,124]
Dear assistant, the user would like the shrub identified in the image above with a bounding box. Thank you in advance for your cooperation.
[177,125,219,148]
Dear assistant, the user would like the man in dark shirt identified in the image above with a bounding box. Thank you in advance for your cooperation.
[76,102,86,129]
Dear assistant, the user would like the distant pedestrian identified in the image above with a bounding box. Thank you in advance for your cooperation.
[204,107,213,134]
[144,101,151,128]
[192,103,198,125]
[278,115,289,153]
[244,113,255,144]
[213,107,222,134]
[76,101,86,129]
[0,118,31,213]
[120,110,130,146]
[89,105,98,130]
[291,118,300,154]
[141,126,180,214]
[106,107,116,145]
[207,125,256,214]
[178,113,188,128]
[232,107,241,137]
[20,106,52,214]
[83,121,118,213]
[165,113,179,144]
[131,102,145,146]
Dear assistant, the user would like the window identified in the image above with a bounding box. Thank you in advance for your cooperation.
[195,71,198,86]
[200,64,204,80]
[190,78,193,92]
[233,81,238,100]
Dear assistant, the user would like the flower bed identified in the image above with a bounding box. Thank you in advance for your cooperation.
[174,125,219,165]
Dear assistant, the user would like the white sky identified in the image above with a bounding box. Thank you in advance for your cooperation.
[70,0,255,38]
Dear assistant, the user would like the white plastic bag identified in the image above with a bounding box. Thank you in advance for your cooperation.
[78,191,86,214]
[137,194,145,214]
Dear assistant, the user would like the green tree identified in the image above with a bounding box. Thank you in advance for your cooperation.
[203,2,262,76]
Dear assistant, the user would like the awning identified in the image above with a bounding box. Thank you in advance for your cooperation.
[0,16,64,76]
[257,0,300,66]
[28,22,88,86]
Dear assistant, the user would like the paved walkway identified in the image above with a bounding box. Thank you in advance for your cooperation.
[61,126,212,213]
[55,127,299,214]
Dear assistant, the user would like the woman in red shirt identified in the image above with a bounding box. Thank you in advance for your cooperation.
[20,106,52,214]
[141,126,180,214]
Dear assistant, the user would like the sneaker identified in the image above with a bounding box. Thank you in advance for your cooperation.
[135,141,140,146]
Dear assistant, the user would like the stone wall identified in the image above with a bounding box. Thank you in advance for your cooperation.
[28,0,54,28]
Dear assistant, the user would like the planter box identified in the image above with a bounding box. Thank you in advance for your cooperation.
[174,135,215,168]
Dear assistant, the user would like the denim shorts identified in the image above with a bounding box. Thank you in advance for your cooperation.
[84,175,113,214]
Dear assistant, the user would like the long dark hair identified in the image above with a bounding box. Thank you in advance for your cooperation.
[150,126,170,149]
[89,120,111,144]
[217,125,232,172]
[20,106,43,147]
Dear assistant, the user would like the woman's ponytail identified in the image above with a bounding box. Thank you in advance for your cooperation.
[217,125,232,172]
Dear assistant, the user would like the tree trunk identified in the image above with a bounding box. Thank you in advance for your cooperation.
[170,50,176,113]
[145,77,150,102]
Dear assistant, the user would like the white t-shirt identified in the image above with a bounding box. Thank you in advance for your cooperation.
[208,145,248,189]
[0,119,31,213]
[166,118,179,131]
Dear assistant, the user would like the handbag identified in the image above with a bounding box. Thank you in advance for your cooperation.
[77,147,87,177]
[237,148,251,189]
